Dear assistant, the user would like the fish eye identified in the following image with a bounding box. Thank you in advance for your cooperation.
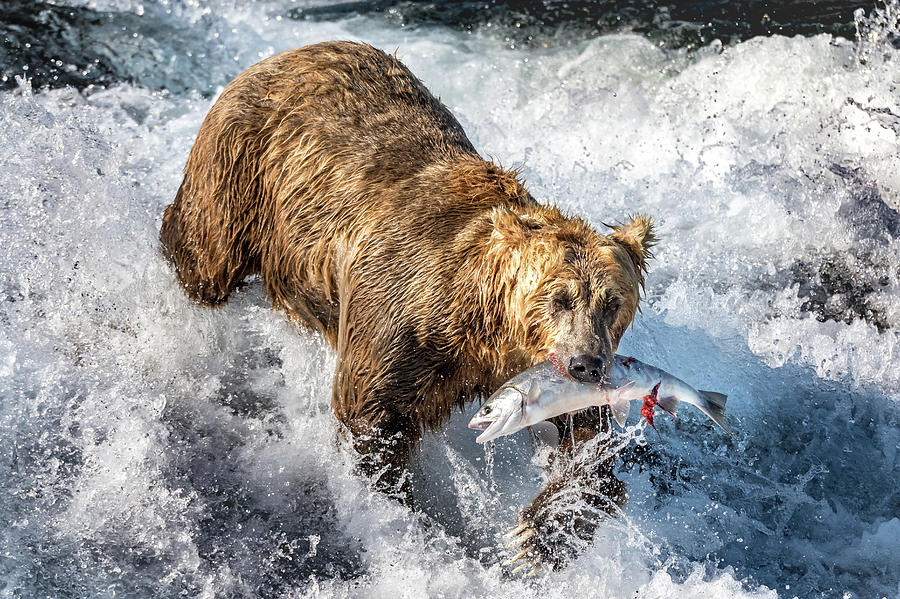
[482,405,492,415]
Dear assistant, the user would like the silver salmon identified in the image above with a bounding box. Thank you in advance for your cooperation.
[468,355,731,443]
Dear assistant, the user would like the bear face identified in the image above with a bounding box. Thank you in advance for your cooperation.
[491,208,654,381]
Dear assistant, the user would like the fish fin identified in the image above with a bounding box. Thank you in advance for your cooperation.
[615,380,636,394]
[526,381,542,406]
[698,390,733,436]
[529,421,559,448]
[610,399,630,428]
[599,381,635,407]
[700,390,727,409]
[657,395,679,418]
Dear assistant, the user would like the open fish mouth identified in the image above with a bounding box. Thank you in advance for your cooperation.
[475,412,514,444]
[467,419,491,431]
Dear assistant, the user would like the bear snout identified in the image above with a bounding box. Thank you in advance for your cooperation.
[567,354,608,382]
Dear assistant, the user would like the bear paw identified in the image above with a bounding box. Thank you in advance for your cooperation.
[503,472,626,575]
[502,508,586,576]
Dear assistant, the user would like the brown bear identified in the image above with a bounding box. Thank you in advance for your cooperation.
[160,41,654,571]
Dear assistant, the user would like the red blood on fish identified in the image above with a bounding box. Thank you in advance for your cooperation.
[640,382,676,439]
[640,383,660,431]
[548,353,568,377]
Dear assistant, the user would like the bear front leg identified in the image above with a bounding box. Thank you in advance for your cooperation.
[330,341,421,502]
[344,411,419,501]
[505,407,627,574]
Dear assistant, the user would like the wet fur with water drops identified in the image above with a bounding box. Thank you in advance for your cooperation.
[160,41,654,570]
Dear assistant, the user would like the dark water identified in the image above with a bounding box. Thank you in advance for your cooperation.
[0,1,234,93]
[0,0,883,92]
[291,0,873,47]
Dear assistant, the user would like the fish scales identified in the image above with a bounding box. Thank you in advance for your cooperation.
[468,355,732,443]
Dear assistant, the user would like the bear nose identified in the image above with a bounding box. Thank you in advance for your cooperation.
[568,354,607,383]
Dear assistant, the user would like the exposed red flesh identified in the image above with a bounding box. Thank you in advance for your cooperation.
[640,382,663,439]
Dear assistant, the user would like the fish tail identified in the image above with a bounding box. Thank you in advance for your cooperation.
[698,390,733,436]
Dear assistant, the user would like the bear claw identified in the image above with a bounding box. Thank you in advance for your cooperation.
[505,522,529,538]
[505,528,534,549]
[502,549,530,567]
[502,520,548,577]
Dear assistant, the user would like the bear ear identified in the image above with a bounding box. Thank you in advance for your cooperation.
[609,214,655,273]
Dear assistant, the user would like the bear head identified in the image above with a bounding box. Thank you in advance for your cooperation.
[490,207,655,382]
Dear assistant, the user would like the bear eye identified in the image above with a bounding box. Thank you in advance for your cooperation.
[603,297,622,326]
[550,291,575,314]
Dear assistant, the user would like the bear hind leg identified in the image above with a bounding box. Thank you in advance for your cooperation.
[160,181,260,305]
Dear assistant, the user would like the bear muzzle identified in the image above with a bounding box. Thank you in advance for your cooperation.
[567,353,608,383]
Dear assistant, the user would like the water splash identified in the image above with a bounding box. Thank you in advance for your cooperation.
[855,0,900,63]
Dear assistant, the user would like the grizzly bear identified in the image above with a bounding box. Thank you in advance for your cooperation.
[160,41,654,571]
